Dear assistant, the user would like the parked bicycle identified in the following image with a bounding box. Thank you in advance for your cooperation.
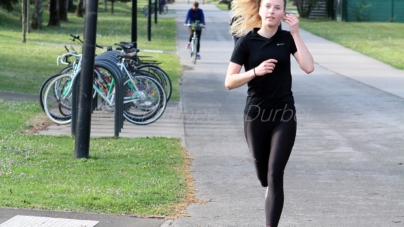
[40,34,168,125]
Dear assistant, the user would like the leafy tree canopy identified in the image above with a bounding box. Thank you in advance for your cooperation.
[0,0,18,12]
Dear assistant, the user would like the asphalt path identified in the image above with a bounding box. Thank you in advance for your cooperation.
[170,1,404,226]
[0,1,403,226]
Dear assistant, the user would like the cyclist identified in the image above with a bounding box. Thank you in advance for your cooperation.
[184,1,205,59]
[159,0,166,14]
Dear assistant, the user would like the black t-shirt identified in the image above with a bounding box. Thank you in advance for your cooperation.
[230,28,297,118]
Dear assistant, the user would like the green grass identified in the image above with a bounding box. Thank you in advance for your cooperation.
[0,1,190,217]
[0,99,189,216]
[299,19,404,70]
[0,1,181,102]
[207,0,229,11]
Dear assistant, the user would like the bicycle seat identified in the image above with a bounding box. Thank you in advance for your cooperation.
[114,42,137,49]
[116,51,137,59]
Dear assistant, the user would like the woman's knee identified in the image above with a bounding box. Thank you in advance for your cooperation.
[267,171,284,188]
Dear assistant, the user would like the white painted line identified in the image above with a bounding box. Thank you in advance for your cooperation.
[141,49,164,53]
[0,215,99,227]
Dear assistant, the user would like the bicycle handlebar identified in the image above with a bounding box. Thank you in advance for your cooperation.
[186,23,204,28]
[57,52,82,65]
[69,34,103,49]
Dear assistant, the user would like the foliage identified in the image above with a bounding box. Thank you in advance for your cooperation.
[0,0,18,12]
[348,0,371,22]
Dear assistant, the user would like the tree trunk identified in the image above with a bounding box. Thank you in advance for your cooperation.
[26,0,30,33]
[59,0,68,21]
[31,0,42,29]
[22,0,27,43]
[104,0,107,12]
[83,0,87,14]
[76,0,84,17]
[48,0,60,26]
[68,0,75,12]
[111,0,114,14]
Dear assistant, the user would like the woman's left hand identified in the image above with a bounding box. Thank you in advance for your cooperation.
[283,14,299,35]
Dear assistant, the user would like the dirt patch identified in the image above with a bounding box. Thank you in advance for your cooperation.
[182,65,194,71]
[165,146,209,220]
[23,113,54,134]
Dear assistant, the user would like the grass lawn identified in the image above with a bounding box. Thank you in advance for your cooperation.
[0,1,181,102]
[299,19,404,70]
[0,100,191,217]
[0,1,192,218]
[208,0,230,11]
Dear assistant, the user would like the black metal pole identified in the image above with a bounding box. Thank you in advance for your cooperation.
[74,0,99,159]
[131,0,137,47]
[154,0,157,24]
[148,0,151,41]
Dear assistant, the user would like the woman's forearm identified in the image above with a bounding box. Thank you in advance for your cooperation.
[225,68,255,90]
[292,32,314,74]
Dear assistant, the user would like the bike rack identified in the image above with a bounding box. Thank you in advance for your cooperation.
[71,51,124,137]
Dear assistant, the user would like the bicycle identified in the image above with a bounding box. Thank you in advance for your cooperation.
[41,35,167,125]
[115,41,172,102]
[187,22,204,64]
[142,2,168,16]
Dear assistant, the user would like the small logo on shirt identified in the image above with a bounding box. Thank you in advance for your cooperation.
[277,43,284,46]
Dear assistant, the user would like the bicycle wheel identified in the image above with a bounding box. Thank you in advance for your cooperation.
[189,39,194,58]
[39,73,64,112]
[39,66,74,111]
[137,65,172,102]
[191,38,197,64]
[123,75,167,125]
[43,74,75,125]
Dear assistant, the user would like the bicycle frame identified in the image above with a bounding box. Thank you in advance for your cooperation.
[187,22,203,64]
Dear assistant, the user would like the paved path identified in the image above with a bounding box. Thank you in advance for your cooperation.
[1,1,404,226]
[170,1,404,226]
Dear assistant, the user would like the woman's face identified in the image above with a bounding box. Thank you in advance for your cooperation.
[259,0,285,27]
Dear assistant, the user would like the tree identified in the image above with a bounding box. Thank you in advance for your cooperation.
[0,0,18,12]
[110,0,129,14]
[31,0,43,29]
[60,0,69,21]
[104,0,108,12]
[68,0,75,12]
[109,0,115,14]
[76,0,85,17]
[22,0,28,43]
[293,0,321,18]
[48,0,60,27]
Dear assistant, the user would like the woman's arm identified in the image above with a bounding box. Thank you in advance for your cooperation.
[283,14,314,74]
[225,59,278,90]
[292,32,314,74]
[225,63,254,90]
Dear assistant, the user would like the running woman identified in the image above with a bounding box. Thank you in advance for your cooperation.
[225,0,314,226]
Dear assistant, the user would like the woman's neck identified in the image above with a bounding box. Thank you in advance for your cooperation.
[257,25,278,39]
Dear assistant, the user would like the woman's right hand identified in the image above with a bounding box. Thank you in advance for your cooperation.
[254,59,278,76]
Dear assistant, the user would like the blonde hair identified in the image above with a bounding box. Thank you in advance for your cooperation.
[229,0,286,37]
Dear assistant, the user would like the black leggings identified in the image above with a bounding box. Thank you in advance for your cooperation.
[188,28,202,52]
[244,110,297,227]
